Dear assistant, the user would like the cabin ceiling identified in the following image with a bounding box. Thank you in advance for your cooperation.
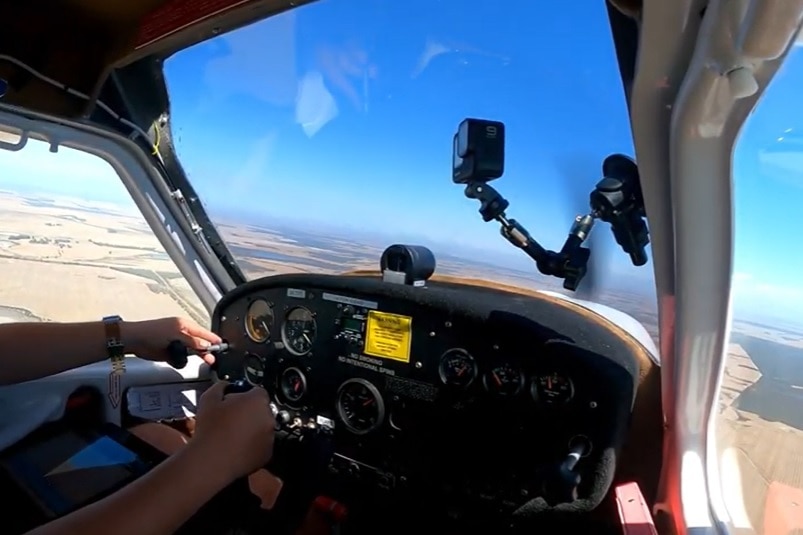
[0,0,164,117]
[0,0,642,119]
[0,0,306,119]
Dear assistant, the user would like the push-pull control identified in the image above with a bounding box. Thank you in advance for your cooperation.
[544,435,592,504]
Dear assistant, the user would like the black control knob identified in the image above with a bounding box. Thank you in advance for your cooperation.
[347,462,361,478]
[224,379,253,395]
[276,410,292,426]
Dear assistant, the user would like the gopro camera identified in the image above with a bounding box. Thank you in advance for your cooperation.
[452,118,505,184]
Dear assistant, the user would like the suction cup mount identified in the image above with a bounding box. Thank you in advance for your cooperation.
[380,244,436,287]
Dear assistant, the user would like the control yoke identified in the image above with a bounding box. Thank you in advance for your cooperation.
[452,118,650,291]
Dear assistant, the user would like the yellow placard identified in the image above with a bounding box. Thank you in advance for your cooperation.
[364,311,413,363]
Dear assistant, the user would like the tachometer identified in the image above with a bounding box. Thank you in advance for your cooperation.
[336,378,385,435]
[281,307,317,356]
[244,299,274,343]
[483,363,524,397]
[532,372,574,406]
[438,348,477,388]
[279,367,307,404]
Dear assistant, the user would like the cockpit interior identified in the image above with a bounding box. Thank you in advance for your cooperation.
[0,246,662,535]
[3,0,794,532]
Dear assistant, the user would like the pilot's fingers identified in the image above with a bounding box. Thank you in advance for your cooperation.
[199,381,228,406]
[198,352,216,365]
[183,335,217,352]
[180,320,223,345]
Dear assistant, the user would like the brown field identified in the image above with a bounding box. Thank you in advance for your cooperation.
[716,327,803,532]
[1,190,801,532]
[0,191,208,324]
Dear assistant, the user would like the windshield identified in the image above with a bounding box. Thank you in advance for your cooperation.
[164,0,658,345]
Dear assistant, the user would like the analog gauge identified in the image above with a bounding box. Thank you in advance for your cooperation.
[245,299,274,343]
[438,348,478,388]
[483,363,525,397]
[532,372,575,406]
[281,307,317,356]
[279,367,307,404]
[336,378,385,435]
[243,353,266,386]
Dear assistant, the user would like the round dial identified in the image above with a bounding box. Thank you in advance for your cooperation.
[336,378,385,435]
[243,353,266,386]
[532,372,575,406]
[279,367,307,404]
[483,363,524,397]
[438,348,477,388]
[244,299,274,343]
[281,307,317,356]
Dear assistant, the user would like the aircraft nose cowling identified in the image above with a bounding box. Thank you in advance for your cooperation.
[537,290,660,363]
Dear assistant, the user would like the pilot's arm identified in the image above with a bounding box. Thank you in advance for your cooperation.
[25,382,275,535]
[0,316,221,386]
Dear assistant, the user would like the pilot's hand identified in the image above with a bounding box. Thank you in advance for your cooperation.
[123,316,222,364]
[192,381,276,480]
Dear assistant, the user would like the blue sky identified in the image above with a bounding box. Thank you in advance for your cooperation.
[162,0,640,276]
[0,0,802,324]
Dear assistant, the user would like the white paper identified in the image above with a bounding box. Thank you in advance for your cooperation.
[126,382,210,421]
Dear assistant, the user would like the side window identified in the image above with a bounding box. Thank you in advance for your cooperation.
[716,51,803,534]
[0,137,209,325]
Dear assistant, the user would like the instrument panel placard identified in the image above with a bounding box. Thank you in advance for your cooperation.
[364,311,413,363]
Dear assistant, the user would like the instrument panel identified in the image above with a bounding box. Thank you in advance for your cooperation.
[212,274,639,523]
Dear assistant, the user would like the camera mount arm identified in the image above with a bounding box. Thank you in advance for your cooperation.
[464,182,593,291]
[453,118,650,292]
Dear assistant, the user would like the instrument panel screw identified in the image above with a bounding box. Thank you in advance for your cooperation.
[221,316,227,322]
[415,362,423,369]
[429,331,436,337]
[590,401,597,409]
[493,344,499,350]
[445,321,452,328]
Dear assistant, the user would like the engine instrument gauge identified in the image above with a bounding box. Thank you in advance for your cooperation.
[532,372,575,406]
[438,348,478,388]
[243,353,266,386]
[279,367,307,404]
[281,307,317,356]
[483,363,524,397]
[244,299,274,343]
[336,378,385,435]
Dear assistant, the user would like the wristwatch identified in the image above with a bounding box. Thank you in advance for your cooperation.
[103,315,126,375]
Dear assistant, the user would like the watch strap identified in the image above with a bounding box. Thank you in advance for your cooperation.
[103,315,126,375]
